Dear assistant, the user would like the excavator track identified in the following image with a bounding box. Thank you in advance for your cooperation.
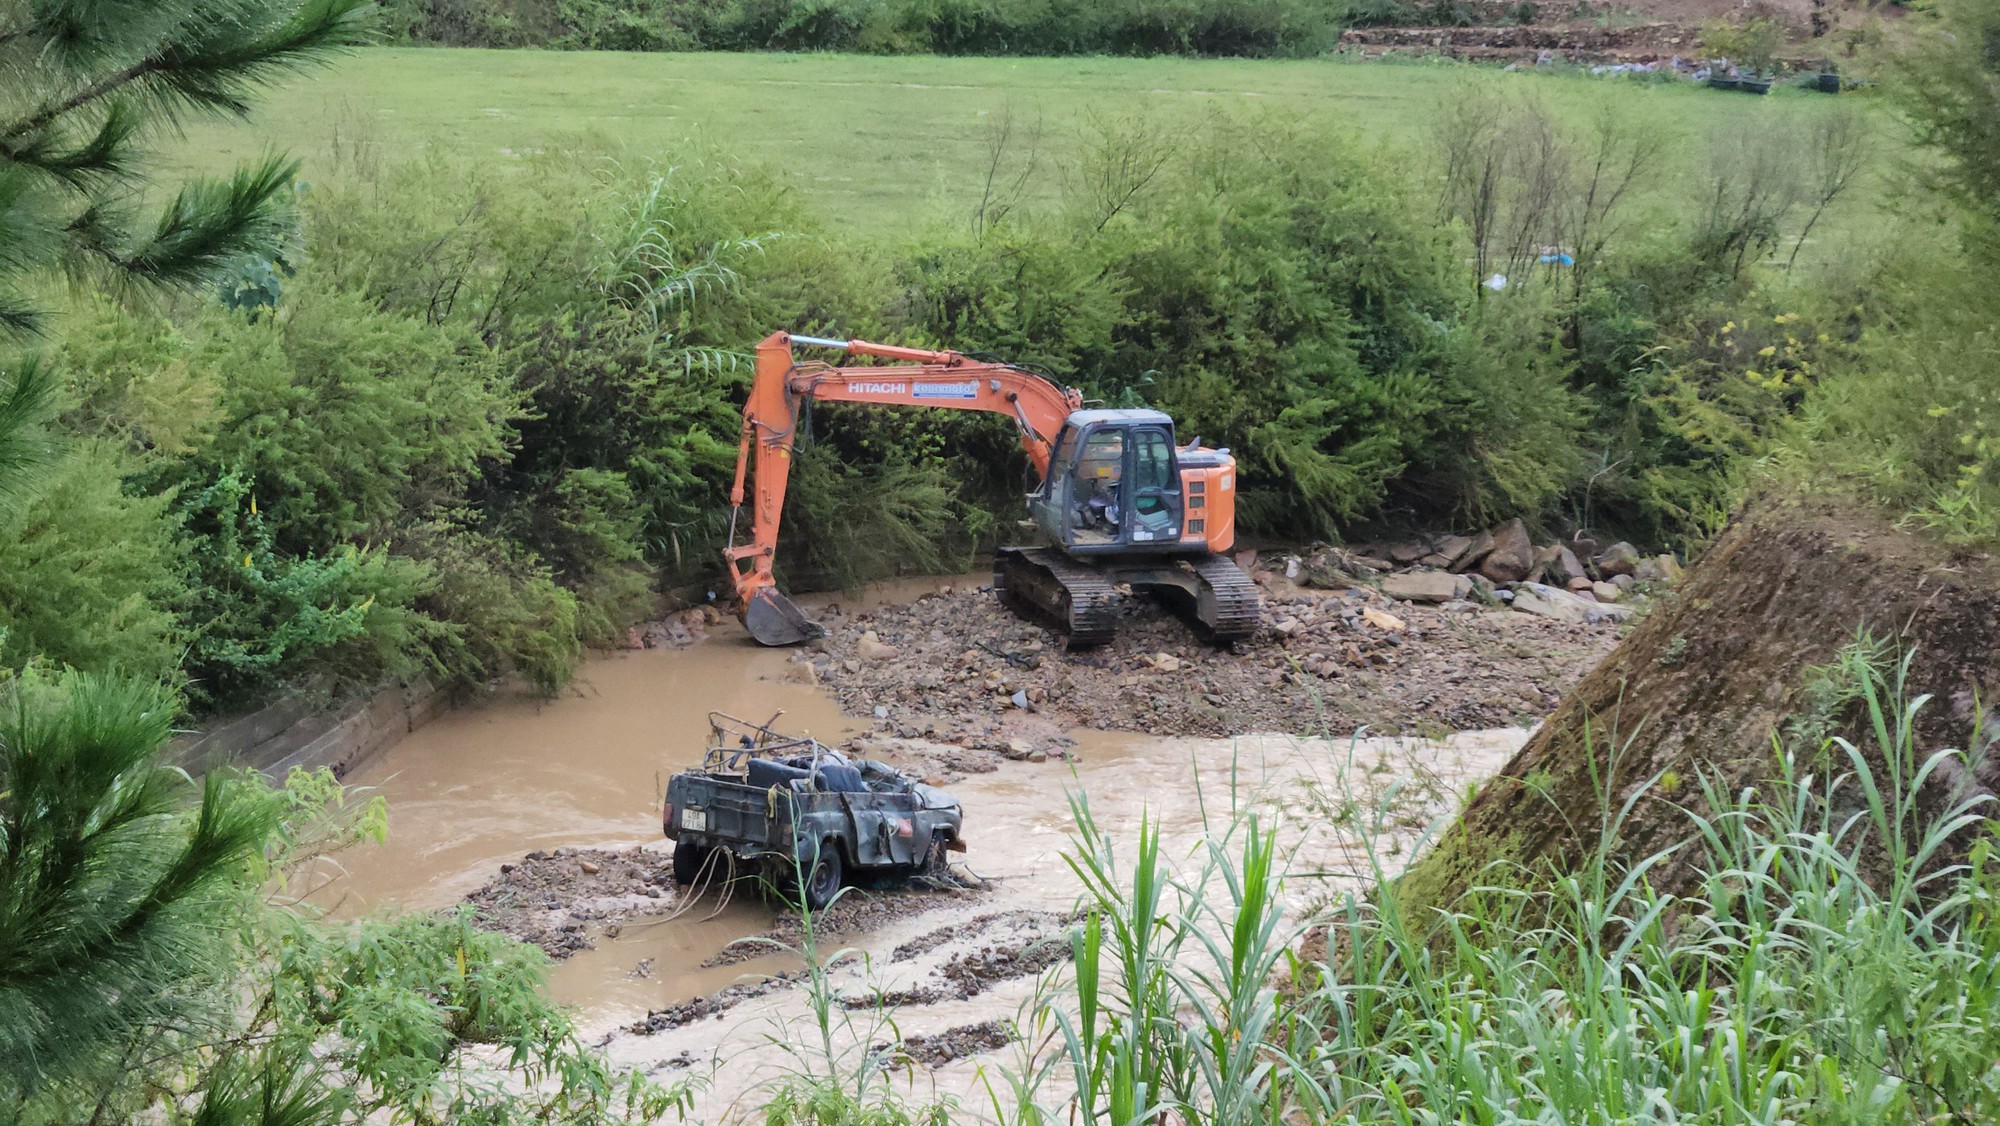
[1187,554,1262,643]
[991,547,1118,649]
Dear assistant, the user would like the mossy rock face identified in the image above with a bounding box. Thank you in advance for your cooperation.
[1397,492,2000,928]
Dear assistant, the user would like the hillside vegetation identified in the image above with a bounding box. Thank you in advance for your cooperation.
[378,0,1351,55]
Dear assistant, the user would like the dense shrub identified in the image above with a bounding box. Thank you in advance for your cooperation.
[183,286,517,554]
[175,471,440,709]
[0,449,184,683]
[1783,0,2000,545]
[1799,256,2000,542]
[888,119,1577,539]
[384,0,1348,55]
[396,519,586,694]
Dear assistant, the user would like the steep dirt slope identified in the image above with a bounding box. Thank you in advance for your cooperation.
[1396,493,2000,922]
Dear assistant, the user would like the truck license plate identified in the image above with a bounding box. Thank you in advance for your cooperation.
[682,808,707,832]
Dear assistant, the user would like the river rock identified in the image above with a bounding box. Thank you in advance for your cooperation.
[1635,554,1684,584]
[1566,576,1595,593]
[1510,583,1590,623]
[1381,571,1471,603]
[1592,581,1624,603]
[1594,542,1642,577]
[1611,573,1637,592]
[856,630,899,660]
[1433,534,1476,569]
[1362,607,1408,632]
[1512,582,1633,625]
[1547,545,1587,587]
[1451,530,1495,573]
[1389,540,1432,564]
[1479,519,1535,583]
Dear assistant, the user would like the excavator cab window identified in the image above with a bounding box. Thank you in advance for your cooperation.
[1126,427,1183,543]
[1071,431,1126,543]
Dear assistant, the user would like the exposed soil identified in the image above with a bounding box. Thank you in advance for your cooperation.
[1398,494,2000,922]
[464,846,677,958]
[806,583,1619,771]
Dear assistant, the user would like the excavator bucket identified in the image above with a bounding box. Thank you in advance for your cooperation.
[744,586,824,647]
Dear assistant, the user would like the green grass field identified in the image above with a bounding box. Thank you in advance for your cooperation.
[167,48,1879,235]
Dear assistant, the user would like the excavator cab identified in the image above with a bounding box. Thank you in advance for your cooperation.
[1030,410,1187,555]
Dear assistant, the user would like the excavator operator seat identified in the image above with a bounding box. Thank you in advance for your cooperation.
[1074,430,1125,541]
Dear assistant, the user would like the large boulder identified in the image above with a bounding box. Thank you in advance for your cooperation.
[1381,571,1472,604]
[1389,540,1432,564]
[1450,530,1495,573]
[1433,534,1476,569]
[1511,582,1633,625]
[1594,541,1642,577]
[1634,553,1684,584]
[1547,544,1588,587]
[1479,519,1535,583]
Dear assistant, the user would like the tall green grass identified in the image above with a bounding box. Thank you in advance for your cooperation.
[990,650,1999,1124]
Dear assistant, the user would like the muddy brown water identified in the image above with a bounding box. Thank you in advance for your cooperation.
[329,595,1529,1120]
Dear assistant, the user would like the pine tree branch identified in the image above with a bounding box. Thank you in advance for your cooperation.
[0,99,140,187]
[0,357,54,494]
[0,0,372,140]
[0,57,154,142]
[111,154,301,288]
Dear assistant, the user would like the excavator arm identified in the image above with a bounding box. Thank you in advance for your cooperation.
[724,330,1083,644]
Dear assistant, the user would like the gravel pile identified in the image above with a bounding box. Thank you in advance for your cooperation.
[804,581,1619,754]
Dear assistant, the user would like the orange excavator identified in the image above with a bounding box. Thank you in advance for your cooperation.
[724,331,1262,648]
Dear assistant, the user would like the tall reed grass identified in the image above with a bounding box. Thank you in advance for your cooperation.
[992,649,2000,1125]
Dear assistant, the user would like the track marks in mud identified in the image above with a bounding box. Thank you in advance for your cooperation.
[623,975,797,1036]
[698,878,996,968]
[849,909,1078,1008]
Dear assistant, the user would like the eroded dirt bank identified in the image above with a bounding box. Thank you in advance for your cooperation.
[324,577,1621,1120]
[1399,496,2000,922]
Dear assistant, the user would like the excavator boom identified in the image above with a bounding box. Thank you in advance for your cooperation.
[725,331,1081,644]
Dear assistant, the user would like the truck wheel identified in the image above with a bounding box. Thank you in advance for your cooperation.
[802,842,844,911]
[672,841,714,887]
[919,834,951,880]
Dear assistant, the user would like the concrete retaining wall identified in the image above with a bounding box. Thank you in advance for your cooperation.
[170,679,455,780]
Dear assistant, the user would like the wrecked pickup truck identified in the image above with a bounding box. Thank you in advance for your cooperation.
[663,713,964,910]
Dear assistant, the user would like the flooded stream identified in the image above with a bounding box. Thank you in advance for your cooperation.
[329,590,1531,1119]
